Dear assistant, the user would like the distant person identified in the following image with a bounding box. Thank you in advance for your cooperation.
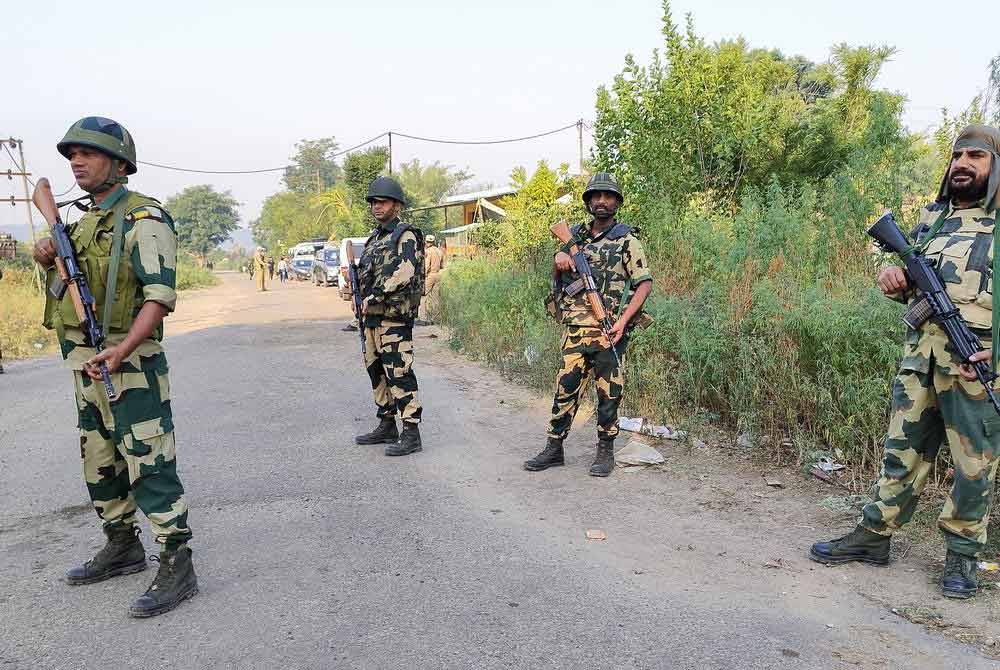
[811,124,1000,601]
[253,247,267,292]
[267,256,275,280]
[32,116,198,617]
[416,234,445,326]
[277,257,289,283]
[354,176,425,456]
[523,172,652,478]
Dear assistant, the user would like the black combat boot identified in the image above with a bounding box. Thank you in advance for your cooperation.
[524,438,565,471]
[342,323,359,332]
[809,525,890,566]
[355,418,399,445]
[66,525,146,585]
[386,423,422,456]
[129,546,199,618]
[589,439,615,477]
[942,549,978,599]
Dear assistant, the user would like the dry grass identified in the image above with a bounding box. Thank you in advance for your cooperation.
[0,268,57,360]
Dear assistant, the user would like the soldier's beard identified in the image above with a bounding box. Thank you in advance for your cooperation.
[949,170,988,203]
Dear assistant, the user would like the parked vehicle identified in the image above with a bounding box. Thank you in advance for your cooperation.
[312,245,340,286]
[338,237,369,300]
[291,256,314,281]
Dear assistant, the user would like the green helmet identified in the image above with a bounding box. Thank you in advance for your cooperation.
[582,171,623,204]
[366,176,407,206]
[57,117,137,176]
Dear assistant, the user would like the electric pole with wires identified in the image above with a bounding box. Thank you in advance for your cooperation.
[3,137,42,291]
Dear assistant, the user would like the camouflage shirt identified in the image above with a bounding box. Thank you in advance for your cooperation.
[45,187,178,371]
[359,217,424,325]
[556,220,652,328]
[898,202,994,374]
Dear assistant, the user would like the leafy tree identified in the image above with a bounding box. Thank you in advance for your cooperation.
[343,146,390,207]
[395,159,472,231]
[165,185,240,267]
[283,137,341,194]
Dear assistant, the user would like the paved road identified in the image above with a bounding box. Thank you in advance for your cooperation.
[0,274,995,669]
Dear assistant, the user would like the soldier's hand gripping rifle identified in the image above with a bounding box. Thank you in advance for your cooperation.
[32,178,116,399]
[345,242,366,354]
[550,220,622,368]
[868,210,1000,416]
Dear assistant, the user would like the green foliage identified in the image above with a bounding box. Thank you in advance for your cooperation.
[395,159,471,231]
[176,256,220,291]
[343,146,390,208]
[283,138,341,194]
[165,185,241,267]
[594,2,907,211]
[475,162,583,265]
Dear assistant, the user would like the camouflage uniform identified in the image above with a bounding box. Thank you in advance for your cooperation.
[44,186,192,550]
[862,203,1000,557]
[547,221,652,442]
[420,242,445,321]
[254,250,267,291]
[359,217,425,424]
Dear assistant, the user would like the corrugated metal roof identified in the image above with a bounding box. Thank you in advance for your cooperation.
[440,187,517,205]
[440,221,486,234]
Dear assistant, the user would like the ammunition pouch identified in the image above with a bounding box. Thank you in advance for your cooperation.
[903,295,934,330]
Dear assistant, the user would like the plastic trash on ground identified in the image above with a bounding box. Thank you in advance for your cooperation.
[614,440,665,466]
[617,417,687,441]
[815,456,846,472]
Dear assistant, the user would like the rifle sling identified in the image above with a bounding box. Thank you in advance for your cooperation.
[101,188,129,338]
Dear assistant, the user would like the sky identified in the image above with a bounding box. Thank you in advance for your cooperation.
[3,0,998,237]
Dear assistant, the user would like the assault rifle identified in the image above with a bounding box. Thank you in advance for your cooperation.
[868,210,1000,416]
[32,178,116,399]
[345,242,366,354]
[550,220,622,367]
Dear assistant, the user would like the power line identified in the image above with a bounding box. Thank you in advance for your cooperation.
[391,122,579,146]
[131,122,584,175]
[2,141,78,197]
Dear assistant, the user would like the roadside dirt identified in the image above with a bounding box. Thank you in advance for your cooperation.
[159,272,1000,660]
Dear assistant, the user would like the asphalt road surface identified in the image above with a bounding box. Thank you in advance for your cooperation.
[1,273,997,669]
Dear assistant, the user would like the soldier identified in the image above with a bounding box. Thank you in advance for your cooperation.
[353,176,425,456]
[417,234,445,326]
[253,246,267,291]
[524,172,653,477]
[811,124,1000,600]
[31,117,197,617]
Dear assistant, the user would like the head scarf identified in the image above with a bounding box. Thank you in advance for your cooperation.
[935,125,1000,370]
[936,124,1000,213]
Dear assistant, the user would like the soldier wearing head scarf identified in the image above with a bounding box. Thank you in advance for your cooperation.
[811,124,1000,600]
[31,117,197,617]
[523,172,653,477]
[353,176,426,456]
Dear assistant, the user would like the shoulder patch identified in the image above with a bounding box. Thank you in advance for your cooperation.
[127,205,169,223]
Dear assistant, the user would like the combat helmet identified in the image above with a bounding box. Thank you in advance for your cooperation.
[366,176,407,206]
[57,117,137,192]
[582,171,623,205]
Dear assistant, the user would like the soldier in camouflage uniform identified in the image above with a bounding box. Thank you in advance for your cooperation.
[353,176,426,456]
[524,172,653,477]
[811,124,1000,600]
[33,117,198,617]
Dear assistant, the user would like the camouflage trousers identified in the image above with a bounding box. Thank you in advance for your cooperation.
[73,351,192,549]
[419,272,442,321]
[364,320,422,424]
[547,326,626,442]
[861,363,1000,557]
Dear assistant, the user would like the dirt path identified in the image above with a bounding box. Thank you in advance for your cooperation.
[3,272,999,669]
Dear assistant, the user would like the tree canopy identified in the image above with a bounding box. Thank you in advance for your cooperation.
[165,185,241,267]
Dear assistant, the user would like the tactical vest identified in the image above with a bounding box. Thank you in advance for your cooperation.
[43,189,163,337]
[360,220,425,322]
